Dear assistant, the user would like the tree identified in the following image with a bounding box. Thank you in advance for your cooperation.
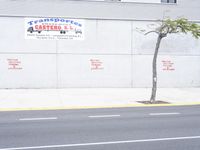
[145,18,200,103]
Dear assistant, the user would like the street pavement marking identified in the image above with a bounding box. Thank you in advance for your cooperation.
[19,117,57,121]
[88,115,121,118]
[149,112,180,116]
[1,135,200,150]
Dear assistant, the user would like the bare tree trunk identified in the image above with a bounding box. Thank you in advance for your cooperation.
[150,34,163,103]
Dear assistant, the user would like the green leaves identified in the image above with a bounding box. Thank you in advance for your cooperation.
[157,18,200,39]
[189,23,200,39]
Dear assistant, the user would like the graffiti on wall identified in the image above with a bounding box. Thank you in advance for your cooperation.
[162,60,175,71]
[7,59,22,70]
[90,59,104,70]
[25,18,84,40]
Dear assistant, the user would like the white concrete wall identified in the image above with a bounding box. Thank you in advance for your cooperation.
[0,17,57,54]
[0,17,200,88]
[132,21,200,87]
[132,21,200,55]
[58,55,132,87]
[132,55,200,87]
[57,20,131,54]
[0,54,57,88]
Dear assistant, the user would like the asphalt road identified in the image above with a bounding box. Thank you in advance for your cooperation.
[0,105,200,150]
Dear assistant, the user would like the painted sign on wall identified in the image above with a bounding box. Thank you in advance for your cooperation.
[25,18,84,40]
[7,59,22,70]
[90,59,104,70]
[162,60,175,71]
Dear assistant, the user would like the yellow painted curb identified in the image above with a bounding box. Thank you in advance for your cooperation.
[0,102,200,112]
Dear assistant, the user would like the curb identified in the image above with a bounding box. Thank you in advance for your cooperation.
[1,102,200,112]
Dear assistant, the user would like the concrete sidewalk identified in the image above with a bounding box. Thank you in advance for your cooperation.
[0,88,200,111]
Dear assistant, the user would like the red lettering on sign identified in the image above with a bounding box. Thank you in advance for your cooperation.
[35,25,62,31]
[64,25,73,30]
[7,59,22,70]
[162,60,175,71]
[90,59,104,70]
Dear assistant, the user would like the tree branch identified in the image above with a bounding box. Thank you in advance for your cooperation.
[145,30,159,35]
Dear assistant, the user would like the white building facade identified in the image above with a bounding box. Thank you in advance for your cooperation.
[0,0,200,88]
